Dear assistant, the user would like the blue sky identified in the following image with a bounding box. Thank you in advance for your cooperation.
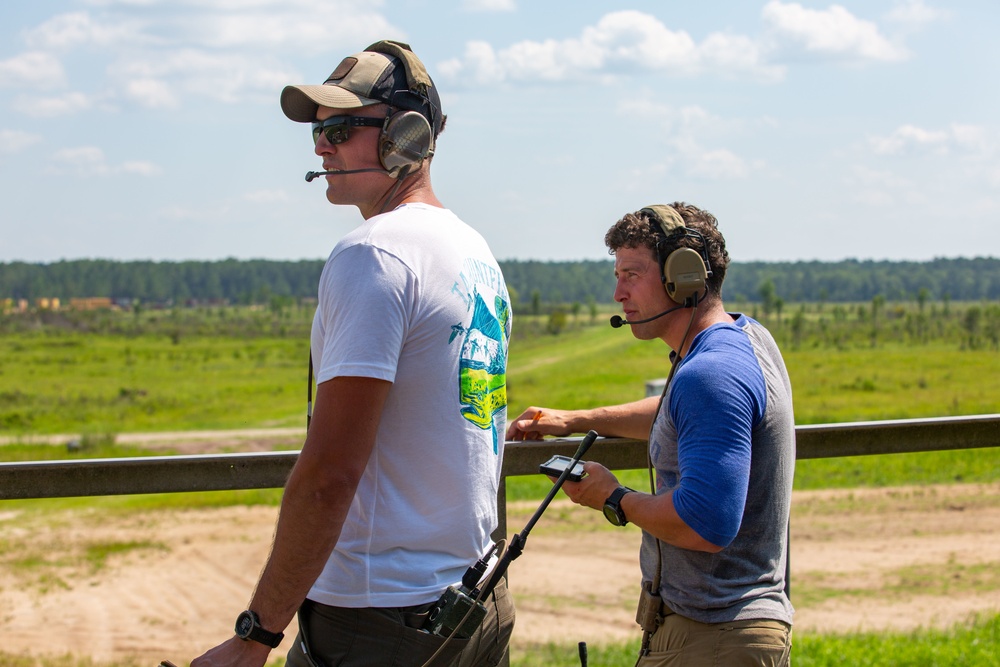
[1,1,997,264]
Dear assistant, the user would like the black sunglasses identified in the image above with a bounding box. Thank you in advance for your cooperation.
[311,115,384,146]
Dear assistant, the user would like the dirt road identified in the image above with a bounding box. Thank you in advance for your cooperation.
[2,481,998,664]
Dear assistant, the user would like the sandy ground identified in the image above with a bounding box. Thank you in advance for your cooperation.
[1,473,998,664]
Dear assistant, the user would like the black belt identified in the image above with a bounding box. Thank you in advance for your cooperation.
[398,601,437,629]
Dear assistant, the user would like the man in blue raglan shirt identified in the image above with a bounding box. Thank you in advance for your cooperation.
[507,202,795,666]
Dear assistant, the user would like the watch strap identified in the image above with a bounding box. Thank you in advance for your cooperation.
[607,486,632,505]
[236,610,284,648]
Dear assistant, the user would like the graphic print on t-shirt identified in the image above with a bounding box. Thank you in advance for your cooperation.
[449,288,511,454]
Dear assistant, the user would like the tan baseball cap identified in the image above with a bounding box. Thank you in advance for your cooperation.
[280,41,443,137]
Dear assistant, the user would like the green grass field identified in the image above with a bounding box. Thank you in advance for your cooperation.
[2,318,998,499]
[2,315,998,503]
[1,308,998,666]
[510,612,1000,667]
[2,312,999,436]
[2,614,997,667]
[0,332,309,434]
[506,315,1000,423]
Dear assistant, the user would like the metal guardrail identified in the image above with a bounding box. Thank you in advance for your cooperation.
[1,415,997,666]
[2,415,998,505]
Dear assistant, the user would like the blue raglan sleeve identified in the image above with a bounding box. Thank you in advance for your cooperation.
[668,339,767,547]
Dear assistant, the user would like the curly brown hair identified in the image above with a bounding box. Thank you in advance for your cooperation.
[604,202,730,297]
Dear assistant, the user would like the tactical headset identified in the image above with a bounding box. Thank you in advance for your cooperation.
[364,40,440,175]
[641,205,713,306]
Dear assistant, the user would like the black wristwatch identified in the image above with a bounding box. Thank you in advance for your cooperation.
[235,610,284,648]
[603,486,633,526]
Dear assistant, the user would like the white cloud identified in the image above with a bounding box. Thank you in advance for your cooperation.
[51,146,110,174]
[762,1,909,63]
[12,91,98,118]
[18,1,400,54]
[124,78,178,109]
[620,97,747,139]
[110,49,299,104]
[48,146,160,176]
[440,4,920,87]
[699,32,785,82]
[78,0,160,7]
[0,51,67,88]
[22,3,396,55]
[851,164,914,189]
[120,160,162,176]
[172,6,396,54]
[885,0,951,28]
[871,124,949,155]
[24,11,151,50]
[618,98,756,181]
[461,0,516,11]
[949,124,988,152]
[688,148,750,180]
[9,3,397,113]
[0,129,42,154]
[438,40,504,85]
[440,10,782,86]
[583,10,699,70]
[870,123,987,156]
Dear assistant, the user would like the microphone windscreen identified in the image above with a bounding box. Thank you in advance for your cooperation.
[609,315,624,328]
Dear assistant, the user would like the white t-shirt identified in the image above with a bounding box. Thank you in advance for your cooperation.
[308,203,512,608]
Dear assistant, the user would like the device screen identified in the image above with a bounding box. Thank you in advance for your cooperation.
[539,455,585,482]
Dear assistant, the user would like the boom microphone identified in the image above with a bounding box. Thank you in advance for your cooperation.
[609,304,685,328]
[305,168,389,182]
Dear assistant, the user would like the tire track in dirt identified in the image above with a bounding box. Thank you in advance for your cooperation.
[2,484,998,663]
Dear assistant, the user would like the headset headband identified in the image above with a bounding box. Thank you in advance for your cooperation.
[640,205,686,238]
[365,40,433,94]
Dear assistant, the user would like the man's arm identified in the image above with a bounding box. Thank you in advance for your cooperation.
[505,396,660,441]
[191,375,391,667]
[559,463,723,553]
[619,485,724,552]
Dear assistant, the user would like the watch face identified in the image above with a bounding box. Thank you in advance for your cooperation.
[603,504,623,526]
[235,611,255,638]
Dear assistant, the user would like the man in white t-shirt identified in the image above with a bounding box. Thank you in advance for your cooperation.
[191,40,514,667]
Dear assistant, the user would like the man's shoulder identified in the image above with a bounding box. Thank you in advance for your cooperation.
[692,316,758,357]
[679,321,770,393]
[328,205,451,252]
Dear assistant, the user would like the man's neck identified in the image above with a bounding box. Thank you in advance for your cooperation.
[361,167,443,219]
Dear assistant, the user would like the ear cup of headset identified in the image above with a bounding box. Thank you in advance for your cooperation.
[664,247,708,304]
[379,111,433,174]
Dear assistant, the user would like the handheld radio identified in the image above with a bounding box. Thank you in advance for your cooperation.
[424,430,600,640]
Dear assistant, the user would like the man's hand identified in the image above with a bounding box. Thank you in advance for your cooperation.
[505,397,660,442]
[555,461,620,512]
[191,636,271,667]
[505,406,574,441]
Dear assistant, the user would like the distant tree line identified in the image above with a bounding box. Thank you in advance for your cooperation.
[727,258,1000,304]
[0,258,321,305]
[2,256,999,306]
